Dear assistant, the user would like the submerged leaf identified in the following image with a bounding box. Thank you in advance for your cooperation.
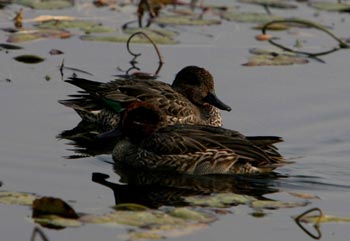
[7,29,71,43]
[36,20,115,33]
[185,193,257,208]
[14,54,45,64]
[309,2,350,12]
[0,191,38,206]
[32,197,79,219]
[251,200,308,210]
[154,15,221,26]
[222,11,282,23]
[16,0,74,9]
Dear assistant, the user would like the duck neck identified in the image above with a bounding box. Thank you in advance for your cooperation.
[200,105,222,127]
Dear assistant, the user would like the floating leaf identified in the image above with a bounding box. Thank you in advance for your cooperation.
[309,2,350,12]
[298,214,350,224]
[185,193,257,208]
[250,200,308,210]
[222,11,282,23]
[154,15,221,26]
[238,0,297,9]
[114,203,149,211]
[81,32,177,45]
[253,22,291,30]
[16,0,74,9]
[0,43,23,50]
[123,27,178,39]
[32,197,79,219]
[7,29,71,43]
[30,15,76,22]
[0,191,38,206]
[14,54,45,64]
[243,48,309,66]
[288,192,320,200]
[82,207,215,227]
[33,215,82,229]
[36,20,115,33]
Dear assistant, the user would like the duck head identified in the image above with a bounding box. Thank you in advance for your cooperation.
[120,101,165,140]
[172,66,231,112]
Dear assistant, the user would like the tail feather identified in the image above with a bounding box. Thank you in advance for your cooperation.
[65,77,104,94]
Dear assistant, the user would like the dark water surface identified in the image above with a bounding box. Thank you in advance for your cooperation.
[1,1,350,241]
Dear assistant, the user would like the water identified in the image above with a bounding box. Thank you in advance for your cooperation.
[1,1,350,241]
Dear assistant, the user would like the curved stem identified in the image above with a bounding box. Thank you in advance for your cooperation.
[294,207,323,240]
[261,19,350,58]
[126,31,164,64]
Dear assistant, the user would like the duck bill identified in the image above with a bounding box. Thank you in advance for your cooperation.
[203,92,231,111]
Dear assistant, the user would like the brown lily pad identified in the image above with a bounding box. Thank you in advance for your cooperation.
[222,11,282,23]
[7,29,71,43]
[154,15,221,26]
[32,197,79,219]
[238,0,298,9]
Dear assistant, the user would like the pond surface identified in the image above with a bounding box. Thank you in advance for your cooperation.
[1,0,350,241]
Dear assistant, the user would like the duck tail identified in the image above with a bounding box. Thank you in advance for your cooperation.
[65,77,104,93]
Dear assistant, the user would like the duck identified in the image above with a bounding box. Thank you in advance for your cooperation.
[112,101,287,175]
[59,66,231,130]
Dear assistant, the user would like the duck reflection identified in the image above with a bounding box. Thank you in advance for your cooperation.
[92,162,281,209]
[58,121,117,158]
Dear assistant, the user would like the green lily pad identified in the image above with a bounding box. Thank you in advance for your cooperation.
[16,0,74,9]
[7,29,71,43]
[36,20,115,33]
[222,11,282,23]
[80,32,177,44]
[243,48,309,66]
[32,197,79,219]
[154,15,221,26]
[82,207,215,227]
[0,191,38,206]
[185,193,257,208]
[239,0,297,9]
[33,215,82,229]
[14,54,45,64]
[250,200,308,210]
[309,2,350,12]
[123,27,178,39]
[297,214,350,224]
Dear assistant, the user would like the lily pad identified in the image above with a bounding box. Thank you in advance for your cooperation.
[288,192,320,200]
[14,54,45,64]
[297,214,350,223]
[80,32,177,44]
[0,43,23,50]
[16,0,74,9]
[185,193,257,208]
[222,11,282,23]
[36,20,115,33]
[309,2,350,12]
[0,191,38,206]
[154,15,221,26]
[239,0,297,9]
[243,48,309,66]
[82,207,215,227]
[32,197,79,219]
[250,200,308,210]
[7,29,71,43]
[33,215,82,229]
